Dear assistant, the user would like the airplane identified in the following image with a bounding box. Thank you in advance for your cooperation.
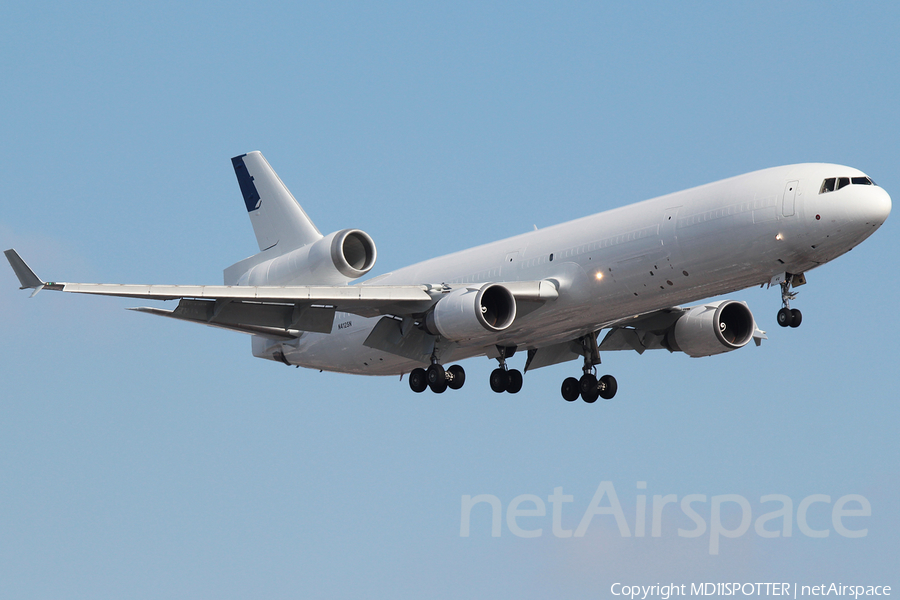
[5,152,892,402]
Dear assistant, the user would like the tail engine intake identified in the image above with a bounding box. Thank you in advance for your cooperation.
[239,228,377,286]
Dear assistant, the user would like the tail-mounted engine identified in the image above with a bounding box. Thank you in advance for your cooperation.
[669,300,756,357]
[241,229,377,286]
[425,283,517,341]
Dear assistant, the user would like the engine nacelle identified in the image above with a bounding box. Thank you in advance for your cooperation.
[669,300,756,357]
[425,284,517,341]
[242,229,377,286]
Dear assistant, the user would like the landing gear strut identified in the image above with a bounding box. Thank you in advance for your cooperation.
[490,346,523,394]
[776,275,802,328]
[560,332,618,403]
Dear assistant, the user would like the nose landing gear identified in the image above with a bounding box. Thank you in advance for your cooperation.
[776,274,802,328]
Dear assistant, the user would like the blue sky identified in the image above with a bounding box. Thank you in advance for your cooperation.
[2,2,898,598]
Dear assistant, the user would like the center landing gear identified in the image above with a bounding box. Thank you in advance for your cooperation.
[561,370,617,403]
[776,274,802,328]
[560,333,618,403]
[408,361,466,393]
[490,346,523,394]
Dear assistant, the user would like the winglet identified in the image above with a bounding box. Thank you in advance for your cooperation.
[4,249,46,296]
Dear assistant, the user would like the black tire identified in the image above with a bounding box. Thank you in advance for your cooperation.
[579,373,598,396]
[426,364,445,385]
[447,365,466,390]
[409,368,428,393]
[790,308,802,328]
[582,388,600,403]
[506,369,523,394]
[777,307,793,327]
[561,377,580,402]
[598,374,618,400]
[490,368,509,393]
[427,364,447,393]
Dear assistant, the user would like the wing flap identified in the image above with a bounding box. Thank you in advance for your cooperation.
[129,306,300,340]
[362,316,434,363]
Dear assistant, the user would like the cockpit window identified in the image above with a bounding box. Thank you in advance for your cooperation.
[819,175,877,194]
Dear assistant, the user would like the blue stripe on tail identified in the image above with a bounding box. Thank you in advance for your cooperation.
[231,154,262,212]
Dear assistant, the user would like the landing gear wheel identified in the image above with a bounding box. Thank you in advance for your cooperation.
[789,308,802,328]
[561,377,580,402]
[579,373,598,396]
[506,369,523,394]
[427,364,447,393]
[579,373,599,403]
[409,368,427,393]
[598,374,618,400]
[490,368,509,393]
[582,387,600,403]
[777,307,793,327]
[447,365,466,390]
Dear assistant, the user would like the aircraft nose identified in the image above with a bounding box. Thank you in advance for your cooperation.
[864,186,892,225]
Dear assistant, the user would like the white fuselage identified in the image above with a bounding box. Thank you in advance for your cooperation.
[261,163,890,375]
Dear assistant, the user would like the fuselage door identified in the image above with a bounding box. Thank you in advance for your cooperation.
[662,207,680,240]
[782,180,798,217]
[661,206,682,268]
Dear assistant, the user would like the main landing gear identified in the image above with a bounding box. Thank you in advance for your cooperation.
[408,346,524,395]
[560,371,617,403]
[409,362,466,393]
[776,275,802,328]
[490,346,523,394]
[560,332,618,403]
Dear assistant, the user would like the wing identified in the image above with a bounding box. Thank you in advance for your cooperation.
[5,249,436,337]
[5,249,556,339]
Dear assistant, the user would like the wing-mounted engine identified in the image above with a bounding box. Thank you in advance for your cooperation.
[669,300,756,357]
[237,229,377,286]
[599,299,762,357]
[424,283,517,341]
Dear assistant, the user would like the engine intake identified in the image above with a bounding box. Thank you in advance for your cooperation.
[330,229,377,278]
[242,228,377,286]
[670,300,756,357]
[425,283,517,341]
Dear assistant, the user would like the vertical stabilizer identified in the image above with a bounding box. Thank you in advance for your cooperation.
[231,151,322,253]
